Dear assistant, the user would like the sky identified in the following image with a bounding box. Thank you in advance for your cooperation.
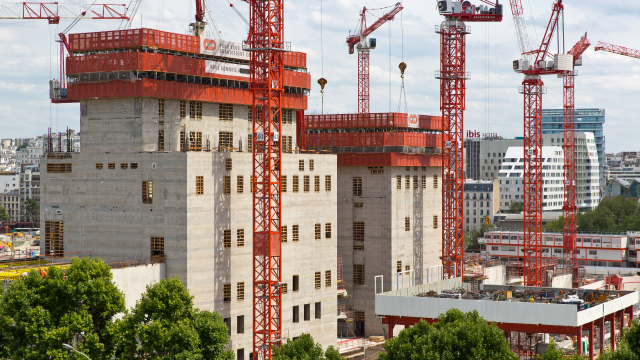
[0,0,639,153]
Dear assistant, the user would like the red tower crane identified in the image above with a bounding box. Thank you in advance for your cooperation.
[190,0,207,37]
[346,2,403,115]
[563,33,590,289]
[436,0,503,279]
[509,0,571,286]
[246,0,284,358]
[594,41,640,60]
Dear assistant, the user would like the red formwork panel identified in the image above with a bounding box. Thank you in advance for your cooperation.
[337,153,442,167]
[306,132,442,148]
[66,79,308,109]
[305,112,443,130]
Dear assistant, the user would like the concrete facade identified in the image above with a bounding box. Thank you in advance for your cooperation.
[463,179,499,232]
[337,165,442,337]
[41,97,338,357]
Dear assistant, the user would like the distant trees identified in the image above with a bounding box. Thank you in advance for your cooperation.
[378,309,518,360]
[466,223,495,251]
[508,200,524,214]
[598,320,640,360]
[546,196,640,232]
[0,207,9,221]
[24,198,39,222]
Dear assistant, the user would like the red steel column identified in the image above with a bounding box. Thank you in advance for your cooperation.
[562,72,578,288]
[358,51,370,114]
[521,75,545,286]
[599,316,605,356]
[437,20,467,279]
[610,313,616,351]
[576,324,582,355]
[249,0,283,358]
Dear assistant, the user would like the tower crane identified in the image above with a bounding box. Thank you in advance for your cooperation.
[594,42,640,60]
[0,2,128,103]
[436,0,503,279]
[245,0,284,358]
[191,0,207,37]
[509,0,573,286]
[563,33,590,289]
[346,2,403,115]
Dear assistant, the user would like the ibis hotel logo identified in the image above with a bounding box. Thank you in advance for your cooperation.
[467,130,499,139]
[203,39,217,52]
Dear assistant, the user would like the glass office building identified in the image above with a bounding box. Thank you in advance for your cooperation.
[541,108,605,186]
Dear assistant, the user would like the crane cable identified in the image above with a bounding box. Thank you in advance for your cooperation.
[396,4,407,113]
[317,0,327,114]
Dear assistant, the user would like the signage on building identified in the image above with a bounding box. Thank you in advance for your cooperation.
[200,38,250,60]
[467,130,499,139]
[204,60,250,77]
[408,114,418,128]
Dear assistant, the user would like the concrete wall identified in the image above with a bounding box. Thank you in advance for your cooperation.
[338,165,442,337]
[111,263,166,310]
[41,98,337,359]
[551,274,573,288]
[483,265,506,285]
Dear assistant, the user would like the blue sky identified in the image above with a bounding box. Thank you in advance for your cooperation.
[0,0,639,153]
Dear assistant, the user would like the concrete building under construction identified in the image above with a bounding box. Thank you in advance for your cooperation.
[40,29,337,358]
[305,113,443,337]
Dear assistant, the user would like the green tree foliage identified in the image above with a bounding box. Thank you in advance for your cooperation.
[508,200,524,214]
[16,143,28,151]
[378,309,518,360]
[536,341,586,359]
[0,257,125,360]
[466,223,495,251]
[598,320,640,360]
[272,333,340,360]
[546,196,640,232]
[0,207,9,221]
[24,198,39,221]
[115,277,234,360]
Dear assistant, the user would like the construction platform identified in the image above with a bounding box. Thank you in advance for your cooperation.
[375,278,638,359]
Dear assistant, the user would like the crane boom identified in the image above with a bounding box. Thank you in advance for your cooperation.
[346,2,403,46]
[0,2,128,24]
[568,32,591,61]
[594,41,640,60]
[508,0,533,63]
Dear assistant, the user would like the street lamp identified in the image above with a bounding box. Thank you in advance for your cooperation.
[62,343,91,360]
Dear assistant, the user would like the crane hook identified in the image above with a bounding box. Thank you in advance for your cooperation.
[318,78,327,93]
[398,62,407,78]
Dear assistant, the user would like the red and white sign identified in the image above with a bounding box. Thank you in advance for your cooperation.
[200,38,249,60]
[204,60,249,77]
[408,114,418,128]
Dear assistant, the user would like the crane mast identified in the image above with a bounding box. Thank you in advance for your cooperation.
[509,0,571,286]
[436,0,502,279]
[563,33,590,288]
[346,2,403,115]
[246,0,284,358]
[191,0,207,37]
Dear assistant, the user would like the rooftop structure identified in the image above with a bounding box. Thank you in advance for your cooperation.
[375,278,638,359]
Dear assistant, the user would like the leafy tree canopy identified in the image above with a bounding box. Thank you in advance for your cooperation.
[536,340,586,359]
[546,196,640,232]
[378,309,518,360]
[598,320,640,360]
[0,257,126,360]
[24,198,39,217]
[0,207,9,221]
[272,333,340,360]
[508,200,524,214]
[115,277,234,360]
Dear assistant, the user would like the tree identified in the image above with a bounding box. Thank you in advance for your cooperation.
[508,200,524,214]
[598,320,640,360]
[537,340,587,359]
[272,333,340,360]
[0,257,126,360]
[378,309,518,360]
[16,143,28,151]
[24,198,39,222]
[466,223,495,251]
[545,196,640,232]
[115,277,234,360]
[0,207,9,221]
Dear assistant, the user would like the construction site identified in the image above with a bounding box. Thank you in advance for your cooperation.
[0,0,639,359]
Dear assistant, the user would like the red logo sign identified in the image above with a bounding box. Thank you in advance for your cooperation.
[408,114,418,125]
[203,39,217,52]
[467,131,498,139]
